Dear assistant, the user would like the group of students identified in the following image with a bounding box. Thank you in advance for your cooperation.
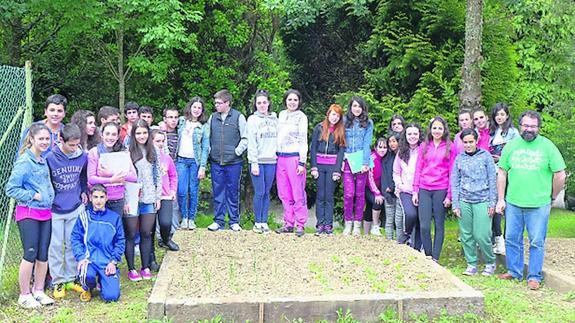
[5,88,562,308]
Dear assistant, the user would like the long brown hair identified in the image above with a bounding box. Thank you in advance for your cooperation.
[129,119,157,164]
[321,104,346,146]
[19,123,50,155]
[422,116,452,159]
[70,109,101,150]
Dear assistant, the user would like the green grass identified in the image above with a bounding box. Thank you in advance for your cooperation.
[0,209,574,322]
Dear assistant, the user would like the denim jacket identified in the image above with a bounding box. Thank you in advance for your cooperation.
[344,117,374,166]
[5,149,55,209]
[177,117,210,168]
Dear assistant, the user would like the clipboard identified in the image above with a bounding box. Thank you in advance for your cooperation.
[345,151,375,174]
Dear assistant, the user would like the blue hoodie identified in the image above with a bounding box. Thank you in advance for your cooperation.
[71,206,125,268]
[46,145,88,213]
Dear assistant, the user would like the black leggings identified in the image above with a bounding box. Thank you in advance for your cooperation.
[18,218,51,262]
[418,189,447,261]
[363,188,383,221]
[123,214,155,270]
[399,192,421,250]
[157,200,173,242]
[492,213,503,237]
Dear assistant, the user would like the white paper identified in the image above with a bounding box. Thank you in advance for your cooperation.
[99,151,132,174]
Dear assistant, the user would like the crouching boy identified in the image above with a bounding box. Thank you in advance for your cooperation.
[71,184,125,302]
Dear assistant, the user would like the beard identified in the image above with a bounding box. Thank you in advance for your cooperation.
[521,130,537,142]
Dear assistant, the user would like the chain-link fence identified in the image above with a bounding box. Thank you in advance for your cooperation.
[0,62,32,299]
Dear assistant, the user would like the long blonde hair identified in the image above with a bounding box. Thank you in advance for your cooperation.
[19,123,50,155]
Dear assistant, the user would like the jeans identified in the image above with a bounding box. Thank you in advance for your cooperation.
[176,157,200,221]
[250,163,276,224]
[211,161,242,227]
[504,202,551,282]
[418,189,447,261]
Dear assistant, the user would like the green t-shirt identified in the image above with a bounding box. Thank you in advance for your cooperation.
[499,135,565,207]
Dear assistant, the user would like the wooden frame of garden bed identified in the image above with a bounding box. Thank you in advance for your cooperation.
[148,242,484,322]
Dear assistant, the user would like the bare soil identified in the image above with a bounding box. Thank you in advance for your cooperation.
[544,238,575,276]
[167,229,459,300]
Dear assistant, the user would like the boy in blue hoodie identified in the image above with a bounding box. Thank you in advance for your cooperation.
[46,124,88,299]
[71,184,125,302]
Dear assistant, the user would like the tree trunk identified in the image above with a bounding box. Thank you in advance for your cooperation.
[459,0,483,112]
[7,18,23,65]
[117,28,125,122]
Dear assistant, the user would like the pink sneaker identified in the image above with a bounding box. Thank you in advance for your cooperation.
[140,268,153,280]
[128,269,142,282]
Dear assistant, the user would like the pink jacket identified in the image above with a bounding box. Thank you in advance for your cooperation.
[477,127,490,151]
[366,151,383,196]
[453,131,464,155]
[392,148,419,195]
[159,151,177,199]
[87,148,137,201]
[413,140,456,197]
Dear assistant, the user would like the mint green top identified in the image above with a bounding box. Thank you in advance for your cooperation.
[499,135,565,208]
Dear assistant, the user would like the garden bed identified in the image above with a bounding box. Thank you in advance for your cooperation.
[148,230,484,322]
[544,238,575,276]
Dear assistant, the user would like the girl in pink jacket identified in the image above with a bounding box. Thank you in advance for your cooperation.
[393,123,423,250]
[412,116,456,262]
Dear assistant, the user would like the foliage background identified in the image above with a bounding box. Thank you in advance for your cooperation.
[1,0,574,200]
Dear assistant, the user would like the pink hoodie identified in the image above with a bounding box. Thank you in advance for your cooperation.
[413,140,456,197]
[477,127,490,151]
[392,148,419,195]
[158,151,178,199]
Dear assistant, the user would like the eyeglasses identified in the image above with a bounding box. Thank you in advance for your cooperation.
[520,124,539,130]
[215,101,227,106]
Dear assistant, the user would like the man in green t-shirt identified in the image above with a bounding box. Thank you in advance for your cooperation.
[495,110,566,290]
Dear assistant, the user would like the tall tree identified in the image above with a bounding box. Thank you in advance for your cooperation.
[459,0,483,112]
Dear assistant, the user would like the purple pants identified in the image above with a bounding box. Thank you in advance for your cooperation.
[276,156,308,229]
[342,160,368,221]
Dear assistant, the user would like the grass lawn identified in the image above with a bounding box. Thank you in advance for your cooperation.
[0,209,573,322]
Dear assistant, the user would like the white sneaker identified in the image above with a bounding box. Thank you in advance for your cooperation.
[188,220,197,230]
[261,223,271,234]
[181,218,188,230]
[207,222,220,231]
[493,236,505,255]
[230,223,242,232]
[343,221,353,235]
[32,290,55,305]
[352,221,362,236]
[18,294,40,308]
[370,225,382,236]
[253,223,263,234]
